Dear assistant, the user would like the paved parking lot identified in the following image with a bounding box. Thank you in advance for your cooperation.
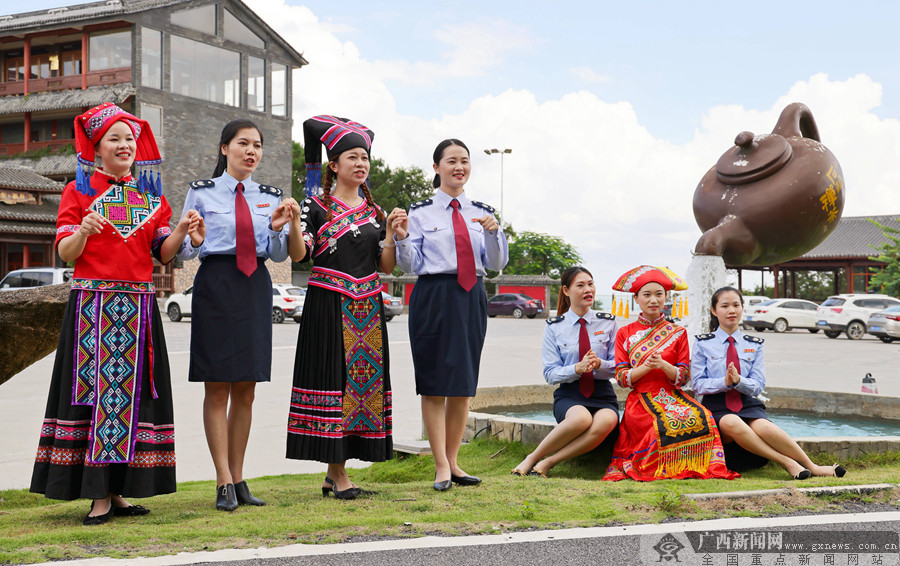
[1,316,897,490]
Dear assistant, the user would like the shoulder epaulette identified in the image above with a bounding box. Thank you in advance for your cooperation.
[547,316,564,325]
[471,200,495,214]
[189,179,215,189]
[596,312,615,320]
[410,199,433,210]
[258,184,282,197]
[744,335,764,344]
[695,333,716,341]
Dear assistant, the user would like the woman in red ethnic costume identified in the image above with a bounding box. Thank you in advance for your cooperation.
[602,266,737,482]
[30,103,204,525]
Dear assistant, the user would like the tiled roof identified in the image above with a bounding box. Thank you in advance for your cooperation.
[0,219,57,236]
[800,215,900,259]
[0,83,135,115]
[0,0,188,32]
[0,166,63,191]
[0,194,61,222]
[2,154,77,177]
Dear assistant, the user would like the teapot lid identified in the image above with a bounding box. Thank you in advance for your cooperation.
[715,131,792,185]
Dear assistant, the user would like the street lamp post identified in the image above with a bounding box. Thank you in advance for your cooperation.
[483,148,511,223]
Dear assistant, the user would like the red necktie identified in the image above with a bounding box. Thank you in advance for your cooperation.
[450,199,476,292]
[234,182,257,277]
[578,318,594,398]
[725,336,743,412]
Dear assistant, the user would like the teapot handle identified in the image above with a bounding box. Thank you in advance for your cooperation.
[772,102,820,142]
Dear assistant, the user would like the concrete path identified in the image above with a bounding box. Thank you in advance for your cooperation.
[1,318,898,490]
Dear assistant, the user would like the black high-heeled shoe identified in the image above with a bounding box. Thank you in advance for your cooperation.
[234,480,266,506]
[322,477,360,500]
[324,476,377,496]
[216,483,238,511]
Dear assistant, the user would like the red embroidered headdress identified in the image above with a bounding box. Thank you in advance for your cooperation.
[612,265,688,293]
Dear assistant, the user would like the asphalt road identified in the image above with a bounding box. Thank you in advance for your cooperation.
[1,316,898,490]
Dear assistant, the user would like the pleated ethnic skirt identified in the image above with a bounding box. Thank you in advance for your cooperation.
[30,292,176,501]
[409,275,487,397]
[286,285,393,463]
[189,255,272,382]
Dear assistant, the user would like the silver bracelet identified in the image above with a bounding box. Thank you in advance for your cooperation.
[380,240,396,248]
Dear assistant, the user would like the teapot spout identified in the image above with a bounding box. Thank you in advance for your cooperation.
[772,102,820,142]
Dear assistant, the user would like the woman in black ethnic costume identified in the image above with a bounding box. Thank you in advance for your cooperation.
[177,120,295,511]
[285,116,405,499]
[30,103,204,525]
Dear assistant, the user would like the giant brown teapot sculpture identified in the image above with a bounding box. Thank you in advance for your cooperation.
[693,102,844,266]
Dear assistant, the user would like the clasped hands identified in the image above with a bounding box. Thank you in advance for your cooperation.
[576,350,600,375]
[725,362,741,387]
[174,209,205,246]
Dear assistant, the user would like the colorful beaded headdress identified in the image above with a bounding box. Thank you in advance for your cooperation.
[612,265,688,293]
[302,115,373,197]
[74,102,162,197]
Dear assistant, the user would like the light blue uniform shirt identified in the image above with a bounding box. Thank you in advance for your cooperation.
[691,327,765,397]
[396,190,508,275]
[543,309,617,385]
[177,172,289,262]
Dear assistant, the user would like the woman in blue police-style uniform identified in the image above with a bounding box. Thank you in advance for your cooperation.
[394,138,509,491]
[692,286,846,479]
[511,266,619,478]
[178,119,296,511]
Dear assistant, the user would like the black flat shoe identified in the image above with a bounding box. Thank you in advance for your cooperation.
[793,469,811,480]
[324,476,377,496]
[450,474,482,486]
[833,464,847,478]
[83,502,114,526]
[234,481,266,506]
[433,479,452,492]
[216,483,238,512]
[113,504,150,517]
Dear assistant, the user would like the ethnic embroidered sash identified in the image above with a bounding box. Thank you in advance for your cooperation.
[309,267,382,300]
[637,386,714,477]
[313,196,380,258]
[72,288,156,463]
[626,321,684,368]
[340,295,387,433]
[89,181,161,241]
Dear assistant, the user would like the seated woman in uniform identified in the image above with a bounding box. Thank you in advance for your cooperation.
[511,266,619,477]
[602,266,737,482]
[691,286,846,479]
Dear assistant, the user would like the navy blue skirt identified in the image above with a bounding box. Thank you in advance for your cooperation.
[553,380,619,423]
[409,274,486,397]
[702,391,770,471]
[189,255,272,382]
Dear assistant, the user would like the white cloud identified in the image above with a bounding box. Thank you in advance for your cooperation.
[247,0,900,290]
[570,66,612,83]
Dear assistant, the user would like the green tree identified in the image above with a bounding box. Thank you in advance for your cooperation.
[290,141,307,202]
[504,231,582,276]
[868,218,900,296]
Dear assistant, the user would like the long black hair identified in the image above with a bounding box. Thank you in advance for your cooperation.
[557,266,593,316]
[212,119,264,178]
[708,286,744,332]
[432,138,469,188]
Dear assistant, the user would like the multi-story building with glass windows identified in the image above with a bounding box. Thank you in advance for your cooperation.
[0,0,307,290]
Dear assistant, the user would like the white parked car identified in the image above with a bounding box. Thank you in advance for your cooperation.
[815,293,900,340]
[867,305,900,343]
[273,284,306,323]
[164,284,307,323]
[0,267,74,291]
[743,298,821,333]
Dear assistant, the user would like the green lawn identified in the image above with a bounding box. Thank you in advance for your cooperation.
[2,439,898,564]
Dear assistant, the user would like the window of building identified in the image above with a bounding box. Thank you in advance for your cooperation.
[170,4,216,36]
[29,46,52,79]
[3,49,25,82]
[1,123,24,144]
[170,35,240,106]
[89,29,132,70]
[59,46,82,76]
[141,104,162,138]
[854,264,874,293]
[57,118,74,140]
[141,28,162,89]
[247,56,265,112]
[30,119,54,142]
[223,9,264,48]
[271,63,287,116]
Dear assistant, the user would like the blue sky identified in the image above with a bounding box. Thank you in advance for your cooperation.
[14,0,900,289]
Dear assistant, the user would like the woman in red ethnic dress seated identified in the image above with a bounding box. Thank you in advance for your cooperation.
[602,266,737,482]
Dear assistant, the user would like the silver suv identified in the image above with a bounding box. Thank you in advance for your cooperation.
[815,293,900,340]
[0,267,74,291]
